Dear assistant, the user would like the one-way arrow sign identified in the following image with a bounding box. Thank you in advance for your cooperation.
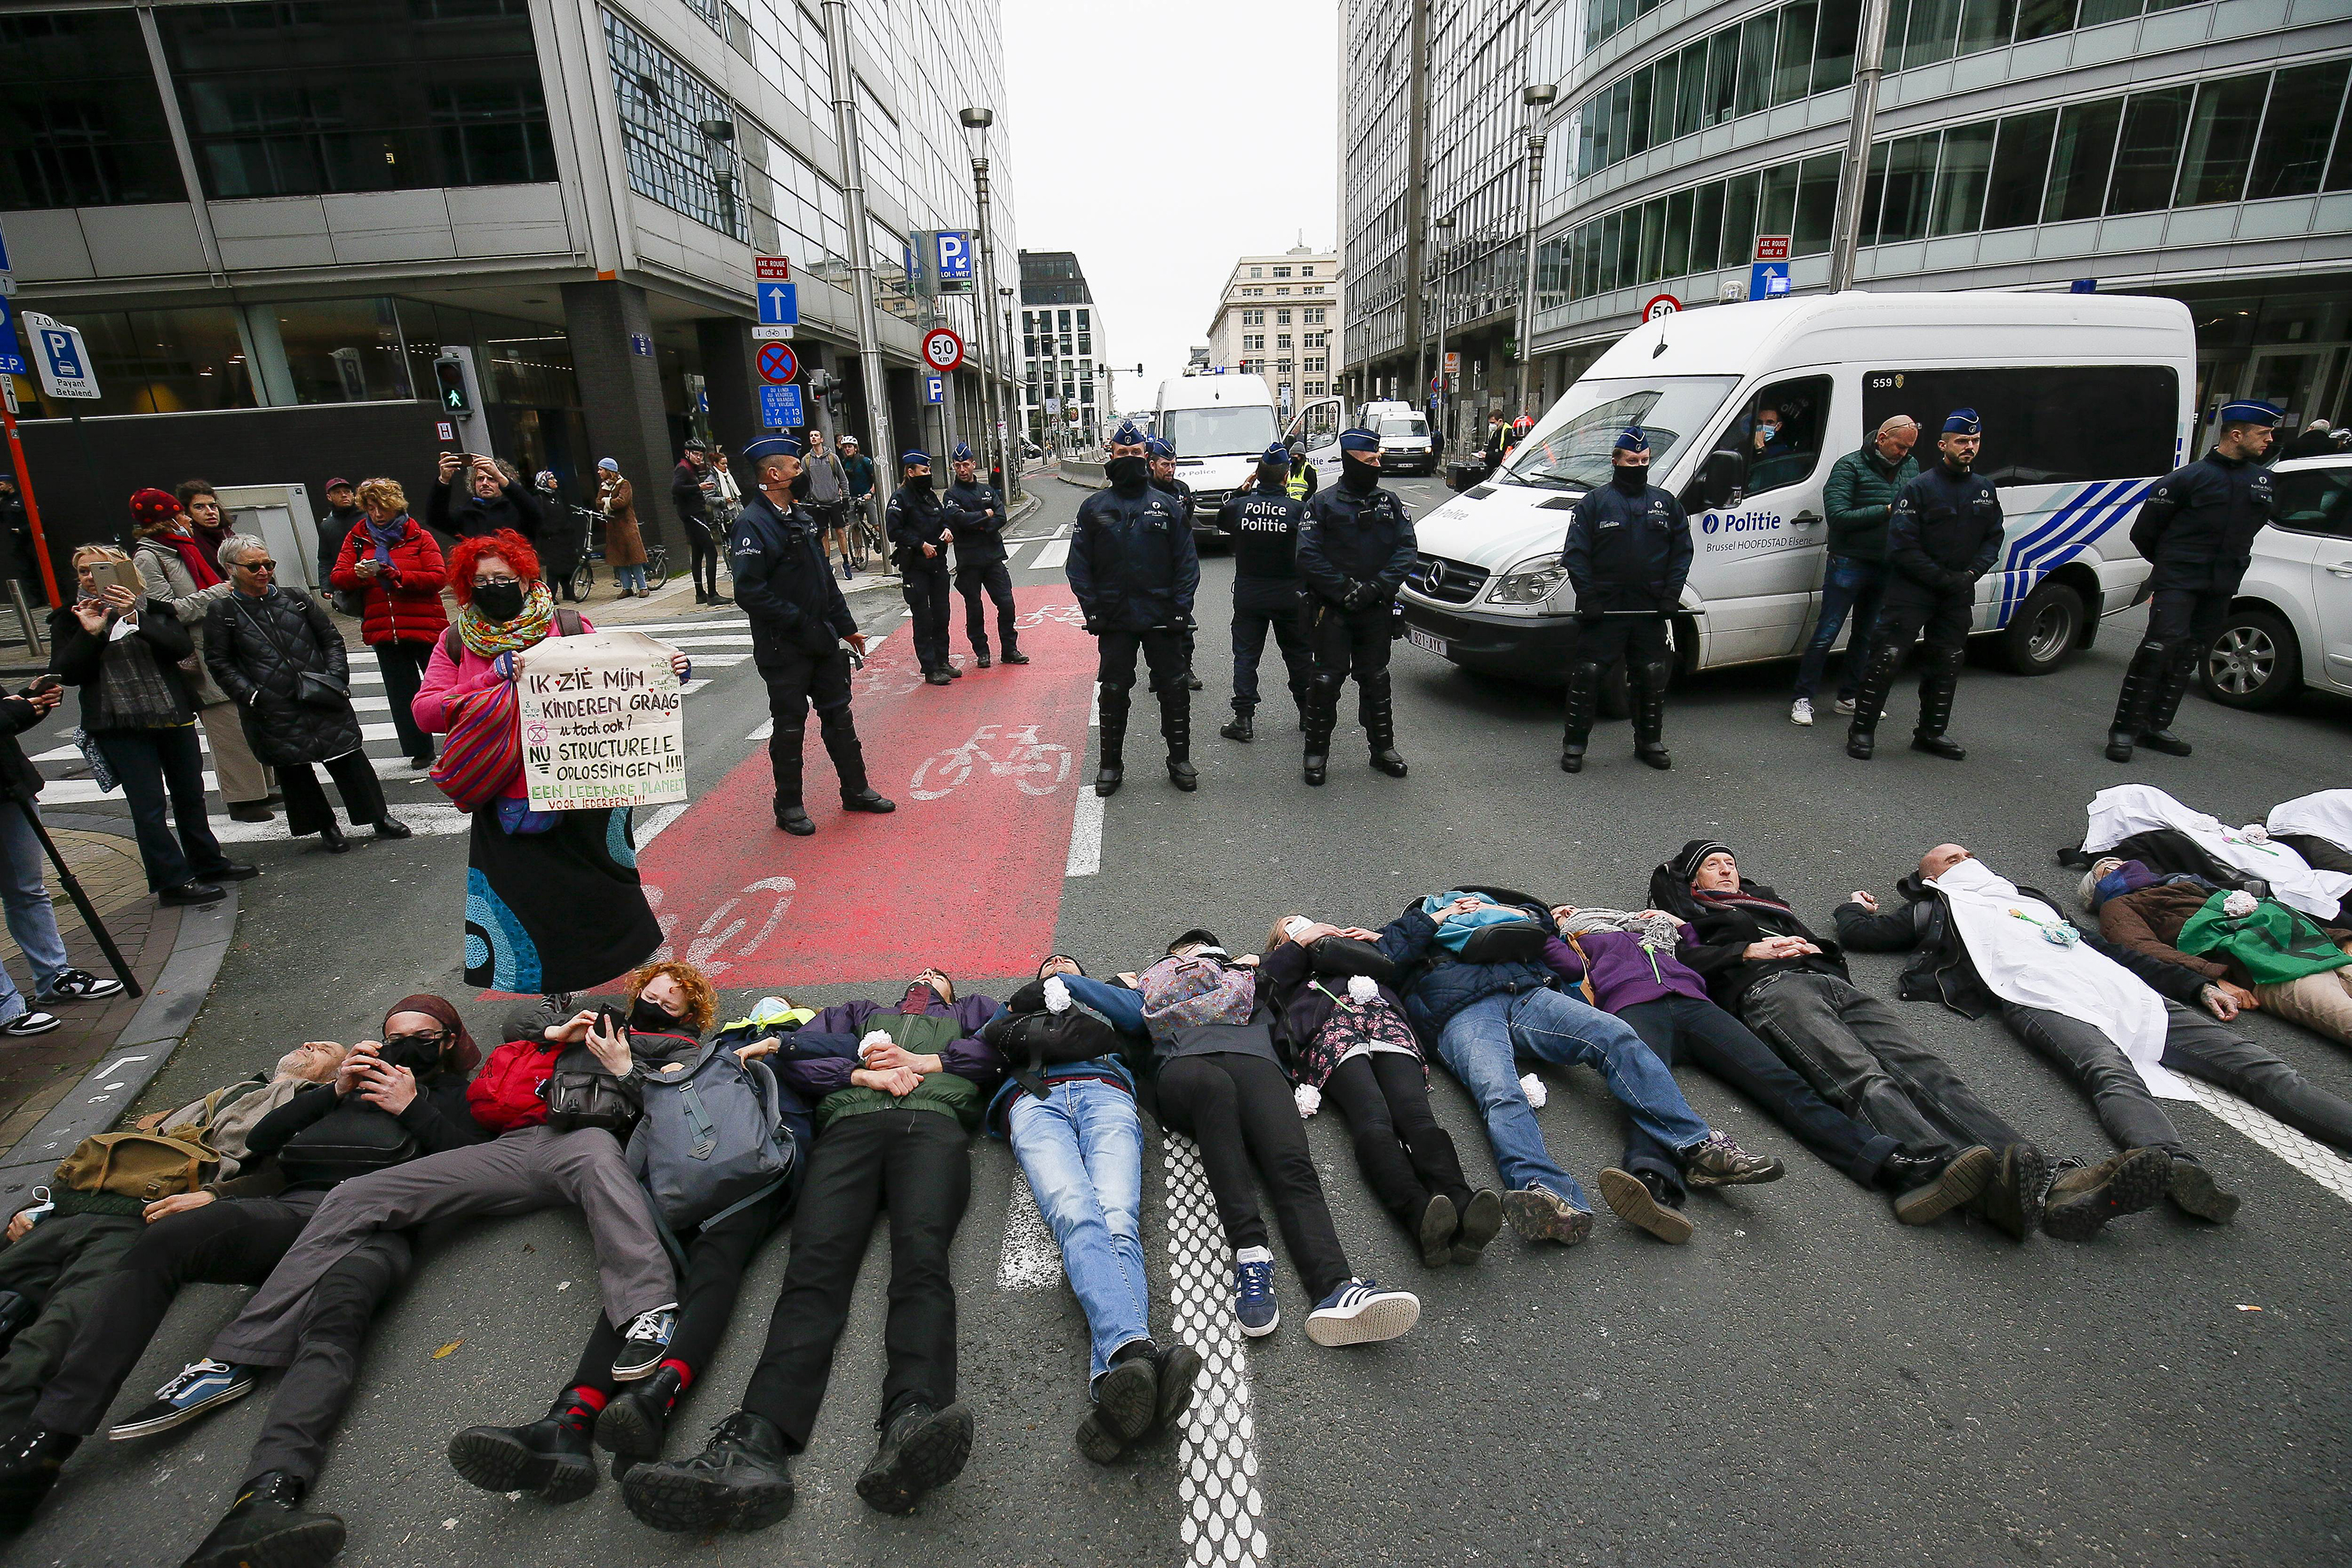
[758,282,798,327]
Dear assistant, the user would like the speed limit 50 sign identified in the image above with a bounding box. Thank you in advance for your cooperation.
[922,327,965,373]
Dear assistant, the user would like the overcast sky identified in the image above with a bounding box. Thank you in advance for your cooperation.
[1000,0,1340,412]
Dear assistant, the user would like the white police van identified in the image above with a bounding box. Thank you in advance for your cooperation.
[1399,291,2196,683]
[1155,372,1282,542]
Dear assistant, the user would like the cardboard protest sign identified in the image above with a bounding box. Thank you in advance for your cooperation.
[517,629,686,811]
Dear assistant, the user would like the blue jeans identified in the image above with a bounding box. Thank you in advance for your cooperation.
[1434,989,1712,1210]
[1793,555,1887,701]
[1007,1078,1150,1384]
[615,564,648,593]
[0,800,69,1023]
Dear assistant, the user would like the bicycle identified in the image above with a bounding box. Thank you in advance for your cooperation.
[848,496,886,575]
[566,505,673,597]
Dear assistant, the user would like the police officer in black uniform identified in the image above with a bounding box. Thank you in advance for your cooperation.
[1296,427,1415,785]
[886,448,958,684]
[1069,421,1199,796]
[1558,426,1691,774]
[943,441,1026,668]
[1847,408,2003,762]
[1214,441,1313,742]
[2105,399,2281,763]
[1146,437,1205,690]
[728,434,895,835]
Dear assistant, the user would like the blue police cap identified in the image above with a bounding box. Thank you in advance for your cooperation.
[1942,408,1983,435]
[2215,399,2282,427]
[1337,428,1380,452]
[1261,443,1294,465]
[740,434,802,465]
[1111,420,1145,445]
[952,442,975,461]
[1144,437,1175,459]
[901,448,931,467]
[1614,426,1647,453]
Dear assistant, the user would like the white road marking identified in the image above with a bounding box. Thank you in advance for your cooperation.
[659,634,756,648]
[746,719,773,741]
[208,803,470,844]
[2187,1080,2352,1203]
[996,1173,1063,1291]
[1065,787,1104,877]
[608,618,750,635]
[1163,1134,1266,1567]
[1033,539,1071,571]
[636,801,691,848]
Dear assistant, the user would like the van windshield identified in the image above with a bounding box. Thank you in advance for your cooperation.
[1379,417,1428,438]
[1499,376,1742,491]
[1161,405,1282,458]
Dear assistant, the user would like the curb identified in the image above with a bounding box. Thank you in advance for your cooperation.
[0,885,241,1208]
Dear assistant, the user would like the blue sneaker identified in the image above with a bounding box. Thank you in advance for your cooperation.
[108,1359,256,1439]
[1233,1247,1278,1338]
[1305,1278,1421,1347]
[612,1303,681,1381]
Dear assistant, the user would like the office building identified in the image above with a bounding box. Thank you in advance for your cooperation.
[1200,244,1343,416]
[1018,249,1105,448]
[0,0,1018,571]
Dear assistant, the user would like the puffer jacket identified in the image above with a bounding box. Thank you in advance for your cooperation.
[203,586,361,767]
[330,516,448,647]
[1543,927,1708,1012]
[1820,444,1918,562]
[132,534,238,707]
[1375,885,1560,1040]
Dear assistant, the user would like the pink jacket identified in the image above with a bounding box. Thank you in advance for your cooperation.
[413,615,595,800]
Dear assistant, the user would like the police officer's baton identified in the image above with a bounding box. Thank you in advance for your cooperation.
[14,800,141,999]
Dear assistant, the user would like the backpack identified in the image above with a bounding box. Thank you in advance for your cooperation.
[982,976,1123,1098]
[1137,954,1257,1044]
[277,1101,419,1183]
[430,612,583,812]
[1456,920,1550,965]
[53,1131,217,1203]
[1306,935,1395,986]
[540,1044,641,1135]
[628,1041,798,1230]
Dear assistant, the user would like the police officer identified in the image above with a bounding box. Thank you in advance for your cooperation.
[2105,400,2280,763]
[1847,408,2002,762]
[1146,437,1205,690]
[886,448,957,684]
[1296,427,1415,785]
[1559,426,1690,774]
[1069,421,1199,796]
[1214,442,1313,742]
[943,441,1026,668]
[728,434,895,835]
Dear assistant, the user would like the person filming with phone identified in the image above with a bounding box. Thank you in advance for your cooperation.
[429,452,542,547]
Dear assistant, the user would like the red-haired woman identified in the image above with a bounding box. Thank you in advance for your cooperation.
[413,530,685,993]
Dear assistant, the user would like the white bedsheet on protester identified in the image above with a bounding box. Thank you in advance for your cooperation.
[2267,789,2352,855]
[1929,858,2193,1100]
[2082,783,2352,920]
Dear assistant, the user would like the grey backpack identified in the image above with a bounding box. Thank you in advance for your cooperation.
[626,1041,798,1230]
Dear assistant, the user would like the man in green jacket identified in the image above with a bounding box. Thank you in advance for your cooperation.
[1792,417,1918,726]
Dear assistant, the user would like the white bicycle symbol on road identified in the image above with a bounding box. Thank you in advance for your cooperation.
[1014,602,1087,630]
[910,723,1073,800]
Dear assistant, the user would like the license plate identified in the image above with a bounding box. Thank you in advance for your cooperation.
[1406,627,1446,656]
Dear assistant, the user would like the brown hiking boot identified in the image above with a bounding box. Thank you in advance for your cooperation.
[2042,1148,2172,1242]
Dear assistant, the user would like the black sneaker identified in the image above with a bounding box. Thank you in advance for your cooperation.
[1415,1192,1458,1267]
[447,1406,598,1504]
[1973,1143,2053,1242]
[596,1365,683,1461]
[2042,1148,2174,1241]
[1076,1352,1156,1465]
[40,970,123,1003]
[612,1303,678,1381]
[1152,1342,1204,1433]
[2164,1154,2241,1225]
[0,1428,78,1530]
[1449,1189,1505,1265]
[180,1472,343,1568]
[110,1359,256,1438]
[619,1410,795,1534]
[1680,1132,1784,1187]
[855,1401,972,1515]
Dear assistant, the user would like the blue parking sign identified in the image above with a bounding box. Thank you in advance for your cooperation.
[0,296,24,378]
[935,231,973,286]
[924,376,944,405]
[1749,260,1791,300]
[760,383,804,429]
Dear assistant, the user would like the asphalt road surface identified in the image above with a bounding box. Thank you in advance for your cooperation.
[8,474,2350,1568]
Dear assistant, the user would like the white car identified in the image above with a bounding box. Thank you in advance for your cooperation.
[2200,453,2352,707]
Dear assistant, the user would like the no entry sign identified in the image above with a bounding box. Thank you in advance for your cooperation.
[757,342,798,384]
[923,327,965,373]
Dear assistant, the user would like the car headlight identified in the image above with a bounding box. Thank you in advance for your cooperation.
[1487,557,1569,605]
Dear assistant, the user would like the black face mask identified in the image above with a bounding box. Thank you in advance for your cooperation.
[1105,456,1151,492]
[628,998,683,1036]
[789,471,811,499]
[473,581,524,622]
[906,473,934,492]
[1610,463,1650,494]
[1339,453,1381,492]
[377,1033,443,1075]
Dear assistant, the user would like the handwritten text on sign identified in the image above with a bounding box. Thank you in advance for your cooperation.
[517,630,687,811]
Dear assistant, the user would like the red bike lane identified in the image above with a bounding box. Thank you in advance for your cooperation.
[637,584,1094,992]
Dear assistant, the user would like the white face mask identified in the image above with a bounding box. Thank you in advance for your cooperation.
[1283,917,1314,941]
[1932,857,1998,893]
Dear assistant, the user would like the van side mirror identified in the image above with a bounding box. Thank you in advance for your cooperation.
[1683,448,1744,510]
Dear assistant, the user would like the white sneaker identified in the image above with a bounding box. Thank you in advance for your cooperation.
[1835,696,1857,716]
[1789,697,1814,726]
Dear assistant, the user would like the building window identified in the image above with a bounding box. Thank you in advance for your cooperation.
[1305,379,1327,396]
[1305,307,1327,325]
[1243,334,1265,351]
[162,0,555,200]
[605,11,743,236]
[1276,287,1290,296]
[1077,332,1091,354]
[1077,309,1090,329]
[1273,266,1290,277]
[1250,266,1262,277]
[1242,309,1263,326]
[1276,359,1293,375]
[1301,265,1315,276]
[1305,285,1323,294]
[1306,356,1326,373]
[1276,309,1292,325]
[0,9,188,209]
[1277,334,1293,350]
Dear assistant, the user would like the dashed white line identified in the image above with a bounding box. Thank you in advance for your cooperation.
[636,800,691,848]
[1065,788,1104,877]
[1033,539,1071,571]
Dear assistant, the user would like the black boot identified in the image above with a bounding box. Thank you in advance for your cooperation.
[1364,690,1407,777]
[448,1398,599,1503]
[597,1366,684,1462]
[373,815,412,840]
[1301,673,1336,785]
[2105,639,2167,763]
[1000,637,1030,665]
[1095,685,1129,797]
[1219,706,1254,743]
[1559,660,1598,773]
[2139,649,2198,756]
[1160,687,1197,791]
[855,1400,973,1515]
[1630,659,1671,770]
[1846,644,1902,760]
[315,819,350,854]
[0,1428,77,1530]
[180,1472,345,1568]
[821,711,895,815]
[619,1410,796,1534]
[975,649,993,668]
[1910,659,1967,760]
[772,722,812,833]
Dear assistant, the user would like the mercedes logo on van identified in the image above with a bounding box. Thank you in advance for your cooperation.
[1422,560,1446,594]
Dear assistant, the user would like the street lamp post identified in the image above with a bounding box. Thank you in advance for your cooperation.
[1514,83,1557,419]
[959,107,1020,504]
[817,0,891,466]
[1432,214,1455,455]
[1828,0,1894,293]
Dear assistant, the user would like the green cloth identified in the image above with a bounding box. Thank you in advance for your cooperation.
[0,1211,142,1431]
[814,1011,985,1134]
[1821,445,1918,561]
[2178,891,2352,985]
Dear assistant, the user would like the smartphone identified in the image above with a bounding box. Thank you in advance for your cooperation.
[595,1003,628,1039]
[18,675,59,699]
[82,560,143,600]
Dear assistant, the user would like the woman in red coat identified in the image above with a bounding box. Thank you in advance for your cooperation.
[332,477,448,768]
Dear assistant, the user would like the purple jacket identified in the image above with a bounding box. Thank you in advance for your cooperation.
[775,994,1006,1100]
[1541,928,1708,1012]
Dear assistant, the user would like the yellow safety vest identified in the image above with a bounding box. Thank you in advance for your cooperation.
[1285,466,1311,499]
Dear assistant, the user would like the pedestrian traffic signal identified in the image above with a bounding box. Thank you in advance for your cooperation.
[434,358,470,415]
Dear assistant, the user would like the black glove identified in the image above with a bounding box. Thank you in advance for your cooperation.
[1082,613,1105,636]
[1341,579,1372,612]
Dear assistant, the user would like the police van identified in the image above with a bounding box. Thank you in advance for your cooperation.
[1399,292,2196,683]
[1154,373,1283,542]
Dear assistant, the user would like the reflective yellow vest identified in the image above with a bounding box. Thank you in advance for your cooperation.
[1285,465,1311,499]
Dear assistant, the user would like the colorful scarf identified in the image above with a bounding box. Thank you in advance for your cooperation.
[364,513,410,569]
[455,579,556,658]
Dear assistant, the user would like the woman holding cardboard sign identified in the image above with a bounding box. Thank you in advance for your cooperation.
[413,530,688,993]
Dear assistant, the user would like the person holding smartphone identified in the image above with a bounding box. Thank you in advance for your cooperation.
[46,544,256,906]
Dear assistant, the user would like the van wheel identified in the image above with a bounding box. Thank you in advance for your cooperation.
[2201,608,2301,710]
[1995,581,2083,674]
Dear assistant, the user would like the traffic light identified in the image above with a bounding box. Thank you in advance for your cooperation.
[434,357,470,415]
[807,367,844,417]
